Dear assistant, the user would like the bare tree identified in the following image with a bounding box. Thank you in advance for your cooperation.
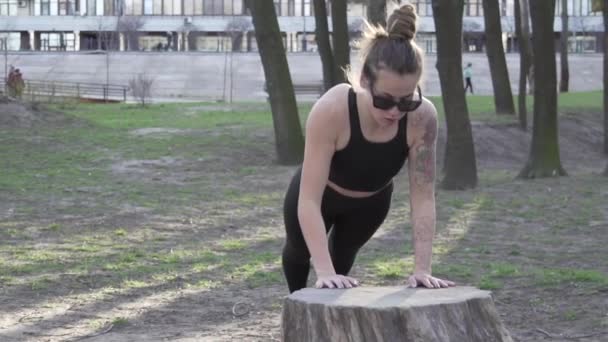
[129,73,154,107]
[118,16,145,51]
[331,0,350,84]
[313,0,337,91]
[559,0,569,92]
[432,0,478,189]
[482,0,515,115]
[518,0,567,179]
[603,0,608,154]
[246,0,304,165]
[514,0,532,130]
[593,0,607,154]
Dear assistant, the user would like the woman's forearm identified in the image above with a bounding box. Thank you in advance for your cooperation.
[298,200,335,276]
[411,212,435,274]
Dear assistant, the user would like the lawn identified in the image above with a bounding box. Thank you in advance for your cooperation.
[0,91,606,341]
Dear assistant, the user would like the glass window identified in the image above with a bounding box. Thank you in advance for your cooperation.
[202,0,211,14]
[132,0,142,14]
[143,0,152,14]
[233,0,242,15]
[41,0,50,14]
[413,1,432,16]
[87,0,95,15]
[162,0,172,14]
[0,0,17,15]
[224,0,232,15]
[50,0,58,14]
[466,0,482,16]
[153,0,160,14]
[194,0,203,15]
[213,0,222,14]
[183,0,193,14]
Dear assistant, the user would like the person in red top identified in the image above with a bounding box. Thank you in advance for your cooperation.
[281,4,455,293]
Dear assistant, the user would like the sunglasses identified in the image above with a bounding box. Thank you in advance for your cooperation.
[371,85,423,112]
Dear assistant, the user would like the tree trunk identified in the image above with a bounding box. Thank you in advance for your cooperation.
[367,0,387,27]
[432,0,478,190]
[313,0,337,91]
[483,0,515,115]
[559,0,569,92]
[520,0,534,95]
[514,0,528,130]
[282,286,513,342]
[248,0,304,165]
[604,0,608,154]
[330,0,350,84]
[518,0,567,178]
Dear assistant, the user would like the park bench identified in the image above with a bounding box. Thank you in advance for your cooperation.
[263,81,324,101]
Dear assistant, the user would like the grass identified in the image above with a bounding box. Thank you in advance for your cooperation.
[0,92,606,338]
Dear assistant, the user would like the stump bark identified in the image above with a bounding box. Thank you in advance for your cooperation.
[281,286,513,342]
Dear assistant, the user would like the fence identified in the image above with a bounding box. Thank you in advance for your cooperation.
[1,79,128,102]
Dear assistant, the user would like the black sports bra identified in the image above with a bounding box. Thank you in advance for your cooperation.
[328,88,409,192]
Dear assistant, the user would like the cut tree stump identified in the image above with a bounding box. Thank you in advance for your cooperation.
[281,286,513,342]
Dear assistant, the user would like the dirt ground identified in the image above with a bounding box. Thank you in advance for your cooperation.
[0,99,607,342]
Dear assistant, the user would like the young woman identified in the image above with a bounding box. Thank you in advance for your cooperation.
[282,4,455,293]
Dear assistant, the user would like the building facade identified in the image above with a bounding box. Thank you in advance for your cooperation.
[0,0,604,53]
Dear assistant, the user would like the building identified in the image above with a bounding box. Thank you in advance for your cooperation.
[0,0,604,53]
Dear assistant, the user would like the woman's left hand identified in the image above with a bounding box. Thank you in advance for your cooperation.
[406,272,455,289]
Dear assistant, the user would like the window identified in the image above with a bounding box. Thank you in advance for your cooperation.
[0,33,21,50]
[40,32,75,51]
[59,0,74,14]
[412,1,432,16]
[0,0,17,15]
[143,0,152,14]
[233,0,243,15]
[41,0,50,14]
[466,0,482,16]
[293,0,310,16]
[202,0,223,15]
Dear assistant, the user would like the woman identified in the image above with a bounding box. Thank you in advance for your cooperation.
[282,4,455,293]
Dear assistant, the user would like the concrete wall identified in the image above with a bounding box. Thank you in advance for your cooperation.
[2,51,603,101]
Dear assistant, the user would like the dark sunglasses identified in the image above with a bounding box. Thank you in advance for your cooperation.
[371,85,423,112]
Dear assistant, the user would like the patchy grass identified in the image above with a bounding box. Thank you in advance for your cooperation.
[0,96,606,340]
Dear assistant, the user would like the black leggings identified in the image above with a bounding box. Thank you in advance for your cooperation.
[282,167,393,293]
[464,77,474,94]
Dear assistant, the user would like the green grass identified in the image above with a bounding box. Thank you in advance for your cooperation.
[534,268,608,287]
[1,93,606,337]
[427,90,601,123]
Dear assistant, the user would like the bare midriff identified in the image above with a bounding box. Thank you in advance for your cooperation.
[327,180,390,199]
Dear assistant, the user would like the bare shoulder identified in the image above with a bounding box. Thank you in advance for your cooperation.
[407,96,438,146]
[306,83,351,132]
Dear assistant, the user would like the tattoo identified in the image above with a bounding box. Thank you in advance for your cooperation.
[411,111,425,128]
[413,118,437,186]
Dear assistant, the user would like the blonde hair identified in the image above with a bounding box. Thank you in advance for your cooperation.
[347,3,425,89]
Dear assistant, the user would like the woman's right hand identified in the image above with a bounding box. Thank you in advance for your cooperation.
[314,274,359,289]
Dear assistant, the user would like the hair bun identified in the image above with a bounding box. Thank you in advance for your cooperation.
[387,4,417,41]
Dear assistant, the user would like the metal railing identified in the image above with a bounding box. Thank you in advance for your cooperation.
[1,79,128,102]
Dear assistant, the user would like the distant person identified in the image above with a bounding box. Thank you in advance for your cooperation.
[281,4,455,293]
[13,69,25,98]
[463,62,474,94]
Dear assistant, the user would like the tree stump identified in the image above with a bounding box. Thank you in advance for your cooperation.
[281,286,513,342]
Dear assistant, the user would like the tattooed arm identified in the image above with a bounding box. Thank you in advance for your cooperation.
[406,100,454,288]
